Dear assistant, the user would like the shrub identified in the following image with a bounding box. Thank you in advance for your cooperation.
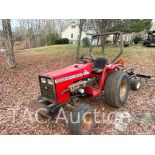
[82,37,90,47]
[39,38,46,47]
[55,38,69,44]
[133,36,142,44]
[46,33,59,45]
[55,39,62,44]
[62,38,69,44]
[124,41,130,47]
[105,40,112,45]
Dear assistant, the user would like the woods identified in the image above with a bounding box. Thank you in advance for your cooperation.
[13,19,72,48]
[0,19,153,70]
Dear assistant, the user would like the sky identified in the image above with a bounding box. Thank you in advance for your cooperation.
[0,19,155,31]
[11,19,20,28]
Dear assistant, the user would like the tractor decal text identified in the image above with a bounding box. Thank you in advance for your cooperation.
[83,70,90,75]
[55,73,83,83]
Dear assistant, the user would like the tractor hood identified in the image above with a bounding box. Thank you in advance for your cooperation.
[43,63,92,81]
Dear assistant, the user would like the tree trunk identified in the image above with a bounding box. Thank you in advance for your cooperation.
[97,36,99,46]
[101,36,106,53]
[2,19,16,69]
[101,20,106,54]
[113,34,119,45]
[76,19,84,63]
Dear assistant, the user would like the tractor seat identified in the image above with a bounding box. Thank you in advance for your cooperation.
[93,57,108,74]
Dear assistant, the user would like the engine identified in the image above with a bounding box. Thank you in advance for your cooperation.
[39,63,93,104]
[69,78,96,94]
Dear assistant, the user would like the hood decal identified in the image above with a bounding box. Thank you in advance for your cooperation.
[55,73,83,83]
[83,70,90,75]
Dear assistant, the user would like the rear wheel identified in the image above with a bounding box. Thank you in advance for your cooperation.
[104,70,129,108]
[68,104,95,135]
[130,78,141,91]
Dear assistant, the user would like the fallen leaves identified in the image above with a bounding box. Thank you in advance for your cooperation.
[0,45,155,134]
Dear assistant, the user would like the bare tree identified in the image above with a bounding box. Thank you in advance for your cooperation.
[86,19,126,53]
[2,19,16,69]
[12,19,75,49]
[76,19,85,63]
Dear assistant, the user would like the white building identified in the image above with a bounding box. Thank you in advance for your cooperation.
[61,23,92,44]
[61,23,134,45]
[150,22,155,31]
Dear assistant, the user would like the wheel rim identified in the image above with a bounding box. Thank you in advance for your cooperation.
[120,80,127,100]
[81,113,94,134]
[136,82,140,89]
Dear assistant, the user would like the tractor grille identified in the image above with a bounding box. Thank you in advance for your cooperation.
[39,76,56,101]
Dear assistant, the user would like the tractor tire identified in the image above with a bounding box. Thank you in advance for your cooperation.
[145,42,150,47]
[104,70,129,108]
[68,104,95,135]
[130,79,141,91]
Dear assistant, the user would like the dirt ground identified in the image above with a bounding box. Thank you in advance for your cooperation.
[0,45,155,135]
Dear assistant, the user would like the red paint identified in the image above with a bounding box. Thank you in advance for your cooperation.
[42,63,93,103]
[85,64,123,96]
[41,62,123,104]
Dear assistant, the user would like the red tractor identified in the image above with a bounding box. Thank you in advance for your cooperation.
[36,32,144,134]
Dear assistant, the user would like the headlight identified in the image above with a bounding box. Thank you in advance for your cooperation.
[41,78,46,83]
[47,79,53,85]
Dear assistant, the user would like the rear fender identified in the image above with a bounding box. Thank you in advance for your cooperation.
[99,64,123,91]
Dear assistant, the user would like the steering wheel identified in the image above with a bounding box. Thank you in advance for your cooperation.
[80,55,93,63]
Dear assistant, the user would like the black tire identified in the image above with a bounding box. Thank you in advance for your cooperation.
[68,104,95,135]
[130,79,141,91]
[37,95,49,104]
[104,70,129,108]
[145,42,150,47]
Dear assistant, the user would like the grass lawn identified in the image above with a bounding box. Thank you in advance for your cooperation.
[24,44,155,74]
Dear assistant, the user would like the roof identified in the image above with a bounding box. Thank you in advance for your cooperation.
[61,23,79,33]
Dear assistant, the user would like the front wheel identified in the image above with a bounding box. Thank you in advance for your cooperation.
[145,42,150,47]
[104,70,129,108]
[68,104,95,135]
